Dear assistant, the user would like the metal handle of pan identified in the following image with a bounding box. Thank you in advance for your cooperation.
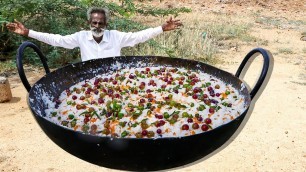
[16,41,50,92]
[235,48,270,100]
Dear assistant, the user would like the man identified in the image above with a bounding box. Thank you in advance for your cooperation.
[6,7,183,62]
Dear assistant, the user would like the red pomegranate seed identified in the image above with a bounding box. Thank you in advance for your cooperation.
[84,117,90,124]
[142,130,148,136]
[205,118,212,124]
[139,99,146,103]
[187,118,193,123]
[72,95,77,100]
[192,123,199,129]
[209,108,215,114]
[181,124,189,130]
[159,120,165,126]
[129,74,135,79]
[156,129,162,134]
[201,124,209,131]
[192,94,198,99]
[98,98,104,104]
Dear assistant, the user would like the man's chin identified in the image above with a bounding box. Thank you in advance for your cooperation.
[92,32,103,38]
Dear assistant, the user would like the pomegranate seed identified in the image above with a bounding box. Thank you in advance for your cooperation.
[159,120,165,126]
[112,80,117,85]
[190,82,195,85]
[146,68,150,71]
[203,94,208,99]
[98,98,104,104]
[179,81,183,85]
[139,85,145,90]
[174,90,179,94]
[156,129,162,134]
[90,100,96,105]
[129,74,135,79]
[181,124,189,130]
[201,124,209,131]
[187,118,193,123]
[142,130,148,136]
[72,95,77,100]
[192,123,199,129]
[192,94,198,99]
[193,87,200,93]
[197,116,203,122]
[161,84,167,89]
[139,99,146,103]
[167,81,172,85]
[115,94,120,98]
[216,93,220,97]
[84,117,90,124]
[205,118,212,124]
[94,79,99,85]
[208,87,213,91]
[103,78,108,82]
[94,90,99,95]
[209,108,215,114]
[204,99,211,105]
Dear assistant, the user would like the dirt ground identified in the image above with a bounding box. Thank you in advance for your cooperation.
[0,1,305,171]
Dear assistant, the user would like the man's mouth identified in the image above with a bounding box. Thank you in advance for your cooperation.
[90,26,104,37]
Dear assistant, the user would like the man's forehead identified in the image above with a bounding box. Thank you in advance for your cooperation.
[91,12,105,19]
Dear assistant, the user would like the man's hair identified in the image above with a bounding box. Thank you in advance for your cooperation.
[87,7,109,23]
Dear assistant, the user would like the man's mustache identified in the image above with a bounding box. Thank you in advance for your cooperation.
[90,27,103,33]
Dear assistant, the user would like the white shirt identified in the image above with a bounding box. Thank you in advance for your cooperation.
[28,26,163,61]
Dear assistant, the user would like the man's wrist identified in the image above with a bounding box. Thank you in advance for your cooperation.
[23,28,29,36]
[162,24,166,32]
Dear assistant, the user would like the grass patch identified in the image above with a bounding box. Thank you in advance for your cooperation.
[123,12,256,64]
[278,47,294,54]
[0,60,16,74]
[255,15,306,30]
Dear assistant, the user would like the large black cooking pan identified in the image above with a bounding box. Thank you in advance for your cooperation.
[17,41,270,171]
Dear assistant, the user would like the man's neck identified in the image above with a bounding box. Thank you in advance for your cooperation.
[94,36,103,44]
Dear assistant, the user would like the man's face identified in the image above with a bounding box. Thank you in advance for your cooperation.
[89,12,106,38]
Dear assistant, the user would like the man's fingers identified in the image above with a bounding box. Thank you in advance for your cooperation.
[14,19,23,26]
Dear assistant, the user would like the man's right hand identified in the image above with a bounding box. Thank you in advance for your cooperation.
[6,19,29,36]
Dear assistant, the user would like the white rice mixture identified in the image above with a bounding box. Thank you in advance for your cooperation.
[44,66,247,138]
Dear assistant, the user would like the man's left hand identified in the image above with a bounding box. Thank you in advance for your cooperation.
[162,17,183,32]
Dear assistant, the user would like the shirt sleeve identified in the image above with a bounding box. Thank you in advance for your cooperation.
[118,26,163,48]
[28,30,79,49]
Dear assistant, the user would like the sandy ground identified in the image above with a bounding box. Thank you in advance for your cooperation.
[0,1,305,172]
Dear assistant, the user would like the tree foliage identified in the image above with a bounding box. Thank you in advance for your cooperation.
[0,0,190,66]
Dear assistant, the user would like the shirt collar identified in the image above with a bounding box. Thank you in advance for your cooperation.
[87,30,109,43]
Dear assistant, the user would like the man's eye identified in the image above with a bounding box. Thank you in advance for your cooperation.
[92,22,103,25]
